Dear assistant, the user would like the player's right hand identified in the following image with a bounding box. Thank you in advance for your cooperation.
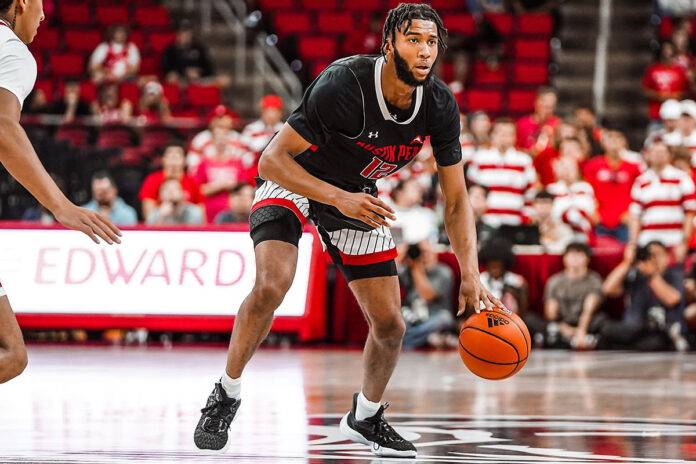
[54,204,122,245]
[335,192,396,228]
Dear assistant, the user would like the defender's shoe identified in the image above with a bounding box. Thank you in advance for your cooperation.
[193,382,241,453]
[339,392,417,458]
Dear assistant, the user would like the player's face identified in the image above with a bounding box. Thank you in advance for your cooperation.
[16,0,44,44]
[390,19,439,87]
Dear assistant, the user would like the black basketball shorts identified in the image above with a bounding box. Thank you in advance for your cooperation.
[249,180,397,282]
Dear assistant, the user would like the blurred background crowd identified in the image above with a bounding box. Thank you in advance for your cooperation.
[9,0,696,351]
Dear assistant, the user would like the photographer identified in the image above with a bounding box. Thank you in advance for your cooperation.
[479,238,529,315]
[145,178,204,225]
[397,240,456,349]
[600,241,688,351]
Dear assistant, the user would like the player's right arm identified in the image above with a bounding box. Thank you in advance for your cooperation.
[0,89,121,244]
[258,123,395,228]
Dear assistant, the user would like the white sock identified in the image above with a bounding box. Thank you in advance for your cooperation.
[355,391,381,421]
[220,372,241,399]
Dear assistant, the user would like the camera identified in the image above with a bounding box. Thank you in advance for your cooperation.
[407,244,421,260]
[635,245,651,262]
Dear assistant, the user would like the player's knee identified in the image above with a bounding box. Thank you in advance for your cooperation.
[0,345,28,383]
[251,278,291,311]
[370,312,406,344]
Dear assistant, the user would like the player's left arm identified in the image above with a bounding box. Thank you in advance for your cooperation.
[438,162,503,315]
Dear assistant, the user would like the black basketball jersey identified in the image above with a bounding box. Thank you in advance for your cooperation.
[287,55,462,192]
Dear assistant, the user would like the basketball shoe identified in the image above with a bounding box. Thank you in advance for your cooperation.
[193,382,241,453]
[339,392,417,458]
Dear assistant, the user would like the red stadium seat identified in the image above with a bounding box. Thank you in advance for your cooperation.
[301,0,336,8]
[298,36,337,59]
[259,0,295,9]
[513,62,548,85]
[33,52,45,75]
[33,79,54,101]
[513,38,550,61]
[517,13,553,36]
[274,12,312,36]
[29,27,60,51]
[49,52,85,77]
[141,127,176,152]
[484,13,513,36]
[444,13,476,36]
[56,3,90,26]
[162,83,181,106]
[464,88,503,113]
[432,0,466,8]
[97,127,134,148]
[119,82,141,104]
[507,89,536,113]
[64,29,102,52]
[57,80,97,103]
[318,11,355,34]
[148,31,176,54]
[311,59,332,78]
[659,17,673,40]
[135,5,170,28]
[472,61,506,86]
[55,126,89,148]
[128,30,145,50]
[186,84,221,107]
[95,5,130,26]
[344,0,383,11]
[139,55,160,75]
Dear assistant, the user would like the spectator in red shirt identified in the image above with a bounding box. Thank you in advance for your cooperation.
[195,127,255,222]
[136,81,171,125]
[534,120,588,186]
[139,141,203,219]
[582,130,644,243]
[642,41,690,123]
[89,24,140,85]
[516,86,561,154]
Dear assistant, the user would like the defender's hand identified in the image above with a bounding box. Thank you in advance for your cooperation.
[458,275,504,316]
[54,204,122,245]
[335,192,396,229]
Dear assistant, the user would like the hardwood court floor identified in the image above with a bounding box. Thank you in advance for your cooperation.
[1,345,696,463]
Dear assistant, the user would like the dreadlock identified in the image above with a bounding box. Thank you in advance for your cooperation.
[381,3,448,58]
[0,0,12,13]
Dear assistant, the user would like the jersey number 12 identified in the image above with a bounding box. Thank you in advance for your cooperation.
[361,157,398,180]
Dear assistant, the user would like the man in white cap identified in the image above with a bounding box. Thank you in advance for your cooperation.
[646,99,682,148]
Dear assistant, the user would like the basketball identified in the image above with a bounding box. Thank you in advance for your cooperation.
[459,307,531,380]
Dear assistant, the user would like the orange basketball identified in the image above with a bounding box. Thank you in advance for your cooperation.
[459,307,531,380]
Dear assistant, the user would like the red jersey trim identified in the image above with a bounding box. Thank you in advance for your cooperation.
[642,223,684,230]
[642,199,684,209]
[475,164,526,172]
[251,198,308,225]
[487,186,526,194]
[339,247,397,266]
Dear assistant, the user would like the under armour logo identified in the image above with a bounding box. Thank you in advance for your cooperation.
[410,135,423,145]
[368,131,379,138]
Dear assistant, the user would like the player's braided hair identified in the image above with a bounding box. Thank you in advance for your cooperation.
[381,3,448,58]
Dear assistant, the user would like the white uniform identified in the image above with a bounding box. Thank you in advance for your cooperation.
[0,22,37,296]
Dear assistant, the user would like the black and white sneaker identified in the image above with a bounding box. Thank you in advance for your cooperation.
[339,392,417,458]
[193,382,241,453]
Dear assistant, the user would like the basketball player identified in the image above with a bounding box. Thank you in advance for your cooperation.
[194,4,501,457]
[0,0,122,384]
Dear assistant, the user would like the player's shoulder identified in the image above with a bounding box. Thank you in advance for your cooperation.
[0,27,32,60]
[424,75,458,111]
[319,54,374,82]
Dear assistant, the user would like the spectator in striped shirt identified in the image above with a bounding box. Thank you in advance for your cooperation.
[663,99,696,150]
[628,139,696,261]
[187,105,249,175]
[467,118,537,227]
[240,95,285,156]
[547,155,597,243]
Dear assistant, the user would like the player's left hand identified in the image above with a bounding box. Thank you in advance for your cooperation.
[457,275,504,316]
[54,204,122,245]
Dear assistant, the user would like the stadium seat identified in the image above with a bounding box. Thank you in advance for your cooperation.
[128,30,145,50]
[139,55,160,76]
[56,3,90,26]
[49,53,85,78]
[259,0,295,9]
[484,13,513,36]
[507,89,536,113]
[344,0,383,11]
[318,11,355,34]
[57,81,98,103]
[119,82,141,104]
[141,127,177,152]
[472,61,506,86]
[274,12,312,36]
[517,13,553,36]
[148,31,176,54]
[97,127,134,149]
[33,52,45,75]
[659,17,673,40]
[298,36,337,59]
[95,5,130,26]
[443,14,476,36]
[135,5,170,28]
[432,0,466,9]
[512,62,548,85]
[464,88,503,113]
[301,0,336,9]
[64,29,102,53]
[117,147,147,166]
[513,38,550,61]
[311,59,332,78]
[186,84,221,107]
[55,126,90,148]
[162,83,181,106]
[29,27,60,51]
